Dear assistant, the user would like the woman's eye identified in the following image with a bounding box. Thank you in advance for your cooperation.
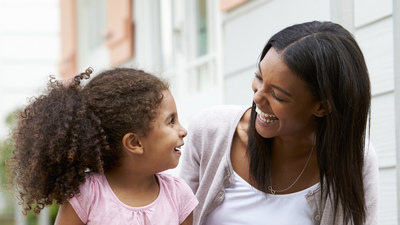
[272,91,284,102]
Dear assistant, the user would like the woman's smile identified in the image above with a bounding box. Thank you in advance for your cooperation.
[252,48,322,138]
[255,106,279,126]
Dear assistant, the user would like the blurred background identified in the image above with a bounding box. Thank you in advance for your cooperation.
[0,0,398,224]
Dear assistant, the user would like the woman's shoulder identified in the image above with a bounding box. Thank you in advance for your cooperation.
[189,105,249,129]
[193,105,249,118]
[363,139,379,174]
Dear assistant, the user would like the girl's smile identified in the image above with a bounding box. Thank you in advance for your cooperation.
[140,90,187,172]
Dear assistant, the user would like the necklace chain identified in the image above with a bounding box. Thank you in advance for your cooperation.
[268,144,315,195]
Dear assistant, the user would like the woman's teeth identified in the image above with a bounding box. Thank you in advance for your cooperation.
[255,107,278,124]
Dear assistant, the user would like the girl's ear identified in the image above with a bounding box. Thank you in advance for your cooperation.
[314,101,332,117]
[122,133,144,154]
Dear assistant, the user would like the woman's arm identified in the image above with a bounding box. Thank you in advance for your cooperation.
[54,202,84,225]
[180,212,193,225]
[363,141,379,224]
[180,117,202,194]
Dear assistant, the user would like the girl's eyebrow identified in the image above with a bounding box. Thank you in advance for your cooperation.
[165,112,176,122]
[271,84,292,97]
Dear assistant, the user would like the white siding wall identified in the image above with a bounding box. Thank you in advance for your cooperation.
[0,0,59,224]
[0,0,60,139]
[222,0,331,105]
[355,0,397,223]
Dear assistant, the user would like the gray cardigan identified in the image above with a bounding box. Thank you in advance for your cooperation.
[180,105,379,225]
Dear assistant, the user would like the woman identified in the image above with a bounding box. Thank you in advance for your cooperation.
[180,21,378,225]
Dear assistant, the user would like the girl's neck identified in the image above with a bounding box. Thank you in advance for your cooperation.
[105,166,157,190]
[104,167,160,207]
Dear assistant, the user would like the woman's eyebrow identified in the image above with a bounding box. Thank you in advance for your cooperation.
[271,84,292,97]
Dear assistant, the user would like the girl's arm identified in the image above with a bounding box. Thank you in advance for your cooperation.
[55,202,84,225]
[180,212,193,225]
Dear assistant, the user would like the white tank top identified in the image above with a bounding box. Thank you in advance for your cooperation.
[205,171,319,225]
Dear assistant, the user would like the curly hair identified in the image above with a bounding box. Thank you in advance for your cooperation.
[8,67,169,214]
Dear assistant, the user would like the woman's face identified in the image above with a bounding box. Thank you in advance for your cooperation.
[252,48,323,139]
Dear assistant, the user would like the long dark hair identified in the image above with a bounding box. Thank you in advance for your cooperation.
[247,21,371,224]
[8,68,169,214]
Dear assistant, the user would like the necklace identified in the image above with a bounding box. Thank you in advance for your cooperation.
[268,144,315,194]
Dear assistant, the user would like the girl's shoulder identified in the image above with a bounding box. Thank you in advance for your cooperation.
[76,172,106,195]
[156,172,198,213]
[156,172,194,196]
[157,172,187,188]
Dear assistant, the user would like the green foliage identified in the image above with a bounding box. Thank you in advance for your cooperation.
[24,202,60,225]
[5,113,15,127]
[0,140,13,193]
[0,110,16,219]
[49,203,60,224]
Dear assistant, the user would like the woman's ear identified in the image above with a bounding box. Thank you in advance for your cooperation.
[122,133,144,154]
[314,101,332,117]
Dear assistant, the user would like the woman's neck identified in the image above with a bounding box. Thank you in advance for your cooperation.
[271,134,315,161]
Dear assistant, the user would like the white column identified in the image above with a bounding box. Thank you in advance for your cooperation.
[393,0,400,224]
[211,0,224,103]
[133,0,162,71]
[14,201,26,225]
[38,207,50,225]
[330,0,354,33]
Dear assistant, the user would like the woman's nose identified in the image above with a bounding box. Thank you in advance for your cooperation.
[252,79,269,106]
[253,90,263,105]
[252,79,262,103]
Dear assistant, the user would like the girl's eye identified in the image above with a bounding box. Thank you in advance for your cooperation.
[169,117,175,125]
[272,91,284,102]
[254,72,263,81]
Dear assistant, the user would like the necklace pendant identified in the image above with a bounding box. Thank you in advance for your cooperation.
[268,186,276,194]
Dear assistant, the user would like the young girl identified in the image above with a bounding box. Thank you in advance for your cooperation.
[8,67,198,224]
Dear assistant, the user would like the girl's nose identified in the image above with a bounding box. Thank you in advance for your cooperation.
[180,126,187,138]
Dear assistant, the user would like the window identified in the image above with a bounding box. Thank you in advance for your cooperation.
[159,0,220,95]
[59,0,77,79]
[78,0,107,52]
[197,0,208,56]
[186,0,218,93]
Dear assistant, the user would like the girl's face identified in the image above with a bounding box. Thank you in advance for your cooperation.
[140,90,187,172]
[252,48,322,139]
